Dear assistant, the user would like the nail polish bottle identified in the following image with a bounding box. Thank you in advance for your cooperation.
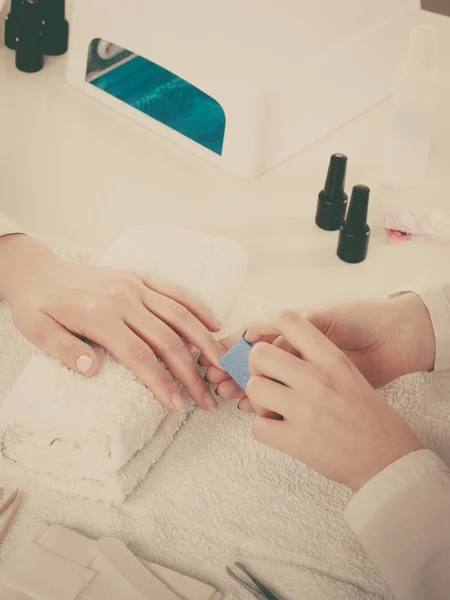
[15,0,44,74]
[41,0,69,56]
[337,185,371,264]
[5,0,22,50]
[315,153,348,231]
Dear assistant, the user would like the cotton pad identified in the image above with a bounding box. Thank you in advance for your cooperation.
[219,336,256,390]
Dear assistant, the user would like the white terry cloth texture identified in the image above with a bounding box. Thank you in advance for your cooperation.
[0,227,247,504]
[1,236,449,599]
[0,524,220,600]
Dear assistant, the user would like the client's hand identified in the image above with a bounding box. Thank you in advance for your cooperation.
[244,311,423,491]
[0,234,224,411]
[202,293,435,410]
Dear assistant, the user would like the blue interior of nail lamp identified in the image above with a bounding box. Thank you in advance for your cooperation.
[86,39,226,155]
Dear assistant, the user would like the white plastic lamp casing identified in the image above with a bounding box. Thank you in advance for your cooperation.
[385,25,439,186]
[66,0,421,179]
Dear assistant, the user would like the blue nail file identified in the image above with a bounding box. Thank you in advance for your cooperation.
[219,336,256,390]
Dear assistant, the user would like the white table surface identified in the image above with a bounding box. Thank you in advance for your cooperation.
[1,7,450,308]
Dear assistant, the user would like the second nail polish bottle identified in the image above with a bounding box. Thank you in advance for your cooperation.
[15,0,44,73]
[41,0,69,56]
[337,185,371,264]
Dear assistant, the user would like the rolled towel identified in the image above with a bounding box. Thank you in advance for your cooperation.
[0,227,247,503]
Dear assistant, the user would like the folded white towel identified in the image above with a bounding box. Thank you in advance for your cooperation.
[0,227,247,503]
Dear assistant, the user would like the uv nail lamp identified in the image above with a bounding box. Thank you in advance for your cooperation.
[66,0,420,179]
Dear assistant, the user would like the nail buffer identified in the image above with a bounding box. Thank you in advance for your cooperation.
[219,336,256,390]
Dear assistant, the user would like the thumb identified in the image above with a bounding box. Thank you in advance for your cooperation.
[24,314,100,376]
[301,307,334,336]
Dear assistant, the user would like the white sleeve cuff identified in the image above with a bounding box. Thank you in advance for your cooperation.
[390,284,450,372]
[344,449,449,536]
[0,216,26,239]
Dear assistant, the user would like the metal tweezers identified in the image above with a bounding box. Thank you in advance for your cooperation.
[226,562,280,600]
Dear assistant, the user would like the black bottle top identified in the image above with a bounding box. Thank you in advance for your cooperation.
[41,0,69,55]
[15,0,44,73]
[315,153,348,231]
[337,185,371,264]
[4,0,23,50]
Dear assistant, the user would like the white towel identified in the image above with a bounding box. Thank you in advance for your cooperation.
[1,236,449,600]
[0,227,247,503]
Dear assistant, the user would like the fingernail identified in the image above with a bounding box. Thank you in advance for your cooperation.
[77,355,93,373]
[203,392,218,411]
[237,397,251,412]
[171,393,186,412]
[214,317,223,329]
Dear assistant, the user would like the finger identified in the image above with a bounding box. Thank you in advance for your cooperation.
[142,277,222,332]
[238,396,279,419]
[27,313,99,376]
[248,342,315,390]
[216,379,246,400]
[246,375,293,416]
[205,365,230,385]
[90,320,179,411]
[198,354,212,368]
[245,310,343,367]
[198,331,243,367]
[251,416,286,451]
[142,289,225,368]
[237,397,255,413]
[302,308,334,333]
[126,309,218,411]
[273,336,300,357]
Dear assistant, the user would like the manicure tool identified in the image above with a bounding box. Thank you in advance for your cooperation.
[219,336,255,390]
[226,562,280,600]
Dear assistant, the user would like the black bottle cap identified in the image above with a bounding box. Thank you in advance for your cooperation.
[15,0,44,73]
[315,153,348,231]
[4,0,23,50]
[337,185,371,264]
[41,0,69,55]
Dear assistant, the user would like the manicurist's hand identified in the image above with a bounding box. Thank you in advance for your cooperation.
[202,293,436,408]
[243,311,424,491]
[0,234,224,411]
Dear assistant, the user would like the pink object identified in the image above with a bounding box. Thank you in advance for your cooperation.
[383,208,450,242]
